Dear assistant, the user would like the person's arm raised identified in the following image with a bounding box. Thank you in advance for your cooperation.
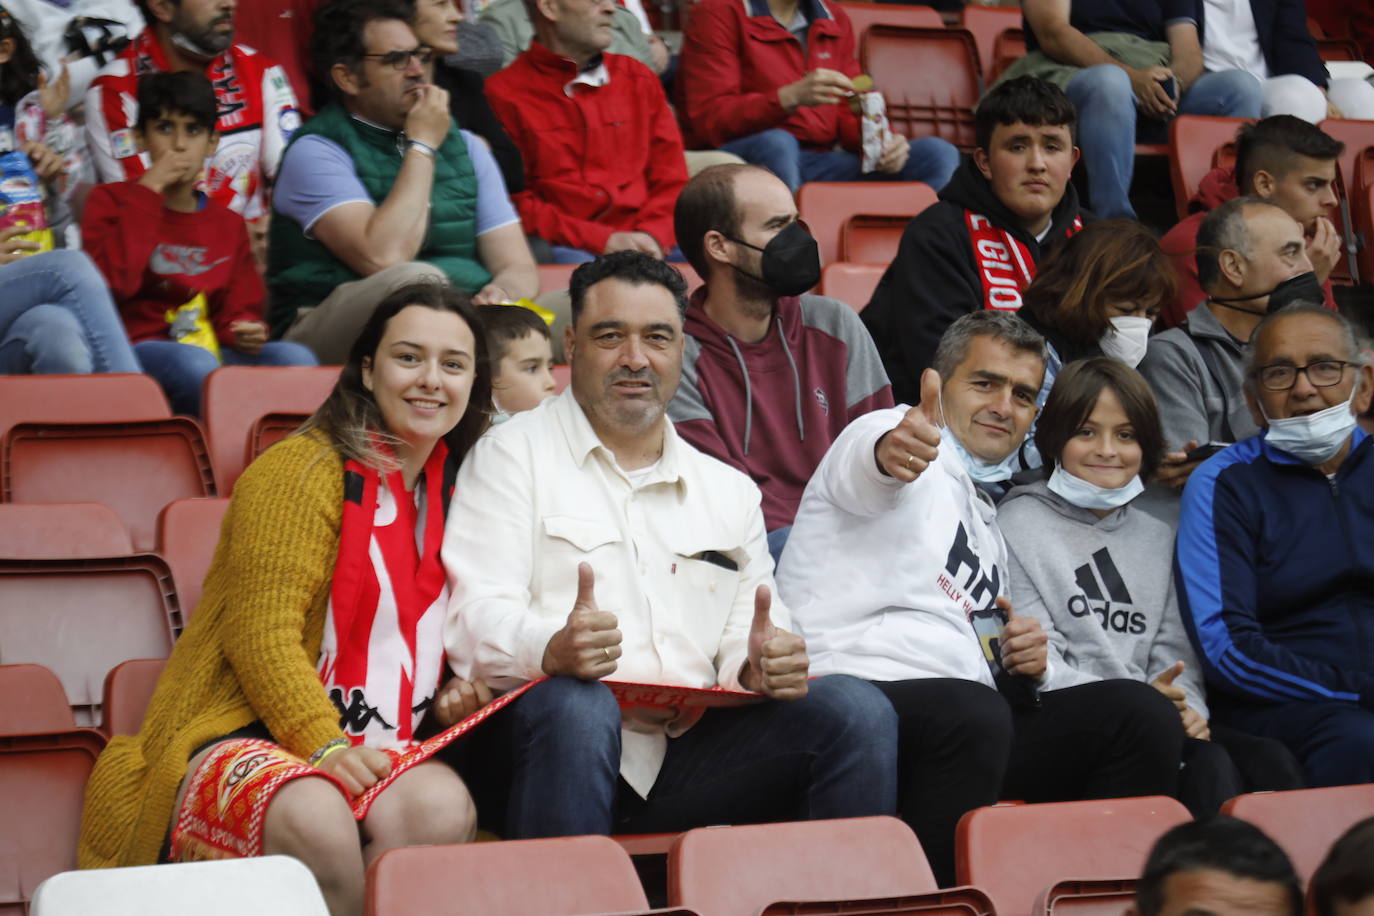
[873,368,943,481]
[311,84,452,277]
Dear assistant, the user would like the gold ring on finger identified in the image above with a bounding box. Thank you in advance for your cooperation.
[603,647,612,662]
[906,453,916,469]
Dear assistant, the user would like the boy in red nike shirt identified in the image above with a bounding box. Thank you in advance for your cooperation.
[83,71,314,416]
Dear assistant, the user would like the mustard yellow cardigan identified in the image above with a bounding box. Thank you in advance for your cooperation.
[79,431,350,868]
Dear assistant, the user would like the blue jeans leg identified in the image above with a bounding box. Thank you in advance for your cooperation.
[722,128,803,193]
[499,677,622,837]
[0,249,140,374]
[133,340,221,416]
[549,246,598,265]
[221,341,319,367]
[617,674,898,832]
[1179,69,1263,118]
[800,139,959,190]
[1065,64,1138,219]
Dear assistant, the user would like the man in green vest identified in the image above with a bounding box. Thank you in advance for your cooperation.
[267,0,538,364]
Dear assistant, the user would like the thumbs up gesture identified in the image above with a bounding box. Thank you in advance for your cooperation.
[741,584,810,700]
[1150,660,1189,711]
[996,597,1048,679]
[875,368,943,482]
[541,562,623,680]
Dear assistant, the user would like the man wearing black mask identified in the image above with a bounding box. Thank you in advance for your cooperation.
[667,164,893,561]
[1142,197,1320,490]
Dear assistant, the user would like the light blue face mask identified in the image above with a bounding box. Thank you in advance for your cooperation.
[1261,394,1358,466]
[1046,464,1144,510]
[942,428,1022,483]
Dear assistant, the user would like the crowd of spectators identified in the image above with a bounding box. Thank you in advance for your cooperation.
[0,0,1371,912]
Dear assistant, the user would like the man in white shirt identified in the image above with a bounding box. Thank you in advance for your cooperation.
[442,250,897,838]
[778,311,1184,886]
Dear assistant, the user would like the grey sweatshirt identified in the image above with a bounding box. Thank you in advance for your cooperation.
[997,480,1209,717]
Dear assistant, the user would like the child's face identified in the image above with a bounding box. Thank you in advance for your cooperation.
[136,109,218,173]
[492,331,557,414]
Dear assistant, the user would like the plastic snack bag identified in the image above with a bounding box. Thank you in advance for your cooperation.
[0,150,54,252]
[852,75,891,174]
[165,292,223,360]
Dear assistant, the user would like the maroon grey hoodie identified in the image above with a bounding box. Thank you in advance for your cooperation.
[668,287,893,531]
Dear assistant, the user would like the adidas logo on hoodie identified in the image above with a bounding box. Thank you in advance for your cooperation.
[1068,548,1146,635]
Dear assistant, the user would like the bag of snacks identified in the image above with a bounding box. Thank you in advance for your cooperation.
[851,75,891,174]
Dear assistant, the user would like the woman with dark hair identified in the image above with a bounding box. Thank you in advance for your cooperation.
[998,357,1302,816]
[1020,219,1177,384]
[79,282,494,916]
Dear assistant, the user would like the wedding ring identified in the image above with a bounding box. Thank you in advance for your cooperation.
[603,647,612,662]
[906,454,916,469]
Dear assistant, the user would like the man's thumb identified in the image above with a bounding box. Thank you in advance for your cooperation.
[752,584,773,634]
[1158,660,1185,684]
[996,595,1014,619]
[575,562,597,609]
[918,368,943,427]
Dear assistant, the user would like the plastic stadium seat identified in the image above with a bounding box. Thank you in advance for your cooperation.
[30,856,331,916]
[1169,115,1251,220]
[1221,786,1374,884]
[842,214,909,264]
[0,729,106,915]
[1318,118,1374,282]
[1356,148,1374,285]
[0,503,132,560]
[956,797,1192,916]
[989,28,1025,85]
[0,665,74,735]
[1317,39,1364,61]
[961,5,1021,89]
[798,182,938,267]
[1034,878,1137,915]
[202,365,341,494]
[100,658,167,738]
[0,374,171,443]
[820,263,886,312]
[863,26,981,150]
[3,420,214,552]
[669,817,994,916]
[838,1,944,47]
[537,263,702,296]
[157,498,229,622]
[0,556,179,726]
[366,835,662,916]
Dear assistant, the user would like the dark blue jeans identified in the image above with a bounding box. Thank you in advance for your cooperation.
[1222,700,1374,788]
[721,128,960,194]
[449,674,897,838]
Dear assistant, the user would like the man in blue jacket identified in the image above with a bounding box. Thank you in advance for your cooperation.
[1176,302,1374,788]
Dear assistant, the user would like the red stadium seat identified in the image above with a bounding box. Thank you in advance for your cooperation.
[1169,115,1252,219]
[0,503,132,560]
[3,420,214,552]
[0,556,179,726]
[1356,148,1374,284]
[1317,39,1364,61]
[202,365,341,494]
[0,374,170,442]
[1035,878,1138,915]
[820,263,887,311]
[0,729,106,915]
[838,1,944,48]
[1318,118,1374,283]
[669,817,994,916]
[961,5,1021,89]
[366,835,667,916]
[0,665,74,735]
[843,214,909,264]
[1221,786,1374,884]
[798,182,938,267]
[100,658,167,738]
[956,797,1192,915]
[157,498,230,623]
[537,264,702,296]
[989,28,1025,85]
[863,26,982,151]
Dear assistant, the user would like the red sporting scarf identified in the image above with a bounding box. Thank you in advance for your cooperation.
[318,442,451,750]
[964,210,1083,312]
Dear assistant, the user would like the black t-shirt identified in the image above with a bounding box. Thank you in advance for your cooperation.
[433,60,527,194]
[1025,0,1199,53]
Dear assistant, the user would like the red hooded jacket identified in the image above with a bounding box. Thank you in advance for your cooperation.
[1159,164,1338,328]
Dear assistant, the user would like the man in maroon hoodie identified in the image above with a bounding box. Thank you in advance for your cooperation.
[1159,115,1344,328]
[667,164,893,560]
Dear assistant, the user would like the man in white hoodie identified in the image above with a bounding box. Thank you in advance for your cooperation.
[778,310,1185,887]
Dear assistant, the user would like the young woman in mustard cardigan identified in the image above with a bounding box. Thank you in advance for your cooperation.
[80,282,495,916]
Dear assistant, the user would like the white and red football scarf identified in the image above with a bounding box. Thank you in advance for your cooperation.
[964,210,1083,312]
[317,442,451,750]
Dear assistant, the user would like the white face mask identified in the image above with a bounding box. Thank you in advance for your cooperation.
[937,391,1023,483]
[1099,316,1153,368]
[1261,393,1358,466]
[1046,464,1144,510]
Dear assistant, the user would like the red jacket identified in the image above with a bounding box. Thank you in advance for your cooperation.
[82,182,263,347]
[1159,165,1337,328]
[676,0,862,151]
[485,44,688,253]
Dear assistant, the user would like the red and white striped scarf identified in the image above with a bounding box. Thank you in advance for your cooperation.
[318,442,451,750]
[964,209,1083,312]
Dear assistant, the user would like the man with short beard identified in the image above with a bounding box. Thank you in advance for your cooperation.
[86,0,300,220]
[667,164,892,558]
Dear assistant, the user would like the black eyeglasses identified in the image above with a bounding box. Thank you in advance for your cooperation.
[360,47,435,70]
[1253,359,1352,391]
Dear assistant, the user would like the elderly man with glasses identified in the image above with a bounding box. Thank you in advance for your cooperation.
[1175,301,1374,790]
[265,0,538,363]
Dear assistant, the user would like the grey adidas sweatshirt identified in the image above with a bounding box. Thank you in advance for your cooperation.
[997,480,1209,718]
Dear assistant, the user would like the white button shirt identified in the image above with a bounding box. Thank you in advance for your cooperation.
[443,390,785,796]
